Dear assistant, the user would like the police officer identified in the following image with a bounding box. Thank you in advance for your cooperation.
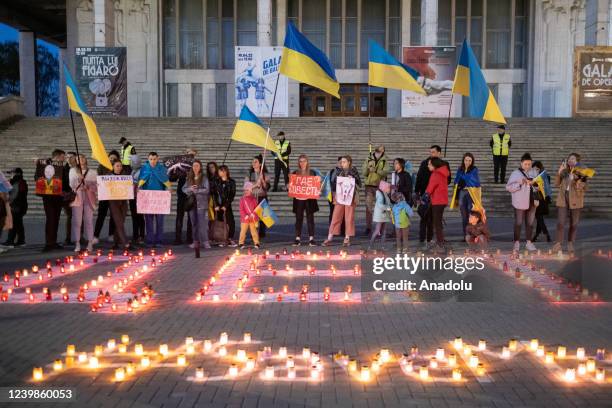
[118,137,136,174]
[490,124,511,183]
[272,131,291,191]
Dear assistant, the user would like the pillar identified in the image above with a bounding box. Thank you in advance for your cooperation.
[94,0,115,46]
[58,48,68,117]
[421,0,438,46]
[401,0,412,46]
[497,83,513,118]
[258,0,273,46]
[277,0,287,45]
[19,31,37,117]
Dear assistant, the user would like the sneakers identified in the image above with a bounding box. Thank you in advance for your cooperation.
[342,237,351,247]
[188,243,196,249]
[228,240,238,248]
[203,242,212,249]
[292,238,301,247]
[91,237,100,245]
[513,241,520,253]
[525,241,536,252]
[551,242,562,253]
[87,242,94,252]
[74,243,81,253]
[254,244,261,249]
[239,244,246,249]
[322,239,332,246]
[308,239,317,247]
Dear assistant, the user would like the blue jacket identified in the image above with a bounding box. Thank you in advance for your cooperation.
[391,200,413,229]
[138,162,170,191]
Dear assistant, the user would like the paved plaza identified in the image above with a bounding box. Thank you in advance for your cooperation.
[0,218,611,407]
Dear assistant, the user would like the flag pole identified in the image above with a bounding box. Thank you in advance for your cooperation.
[69,110,82,168]
[443,93,454,158]
[259,71,281,179]
[367,84,372,154]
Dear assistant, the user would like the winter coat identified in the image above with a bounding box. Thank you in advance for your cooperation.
[9,175,28,215]
[69,168,98,209]
[392,170,413,205]
[239,194,259,223]
[362,152,389,187]
[182,176,210,211]
[415,157,451,195]
[506,168,538,210]
[555,168,587,209]
[373,190,391,223]
[425,166,450,206]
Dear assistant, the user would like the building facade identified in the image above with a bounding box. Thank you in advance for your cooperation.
[13,0,612,118]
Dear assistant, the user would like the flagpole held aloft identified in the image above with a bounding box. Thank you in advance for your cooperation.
[443,93,454,158]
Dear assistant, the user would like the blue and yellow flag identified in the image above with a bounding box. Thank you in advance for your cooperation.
[231,105,280,155]
[452,39,506,124]
[532,170,552,199]
[450,168,485,221]
[63,64,112,170]
[368,40,425,94]
[280,22,340,98]
[254,198,278,228]
[572,165,596,178]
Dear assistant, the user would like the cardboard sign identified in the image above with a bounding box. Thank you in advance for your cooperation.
[288,174,321,199]
[34,159,64,196]
[137,190,171,214]
[336,176,356,206]
[97,175,134,200]
[162,154,195,178]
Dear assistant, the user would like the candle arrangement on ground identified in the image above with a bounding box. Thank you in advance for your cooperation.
[0,249,173,313]
[29,333,610,386]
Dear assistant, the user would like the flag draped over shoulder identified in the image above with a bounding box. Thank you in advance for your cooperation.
[368,40,425,94]
[452,39,506,124]
[280,22,340,98]
[63,64,112,170]
[231,105,280,155]
[532,170,552,199]
[450,168,485,221]
[572,165,596,178]
[254,198,278,228]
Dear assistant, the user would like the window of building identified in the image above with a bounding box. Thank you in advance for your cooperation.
[163,0,177,69]
[410,0,421,45]
[166,83,179,117]
[330,0,342,68]
[216,83,227,116]
[361,0,385,68]
[192,83,203,117]
[272,0,278,45]
[436,0,527,69]
[345,0,358,68]
[302,0,327,52]
[388,0,401,59]
[206,0,219,68]
[237,0,256,46]
[221,0,234,68]
[179,0,204,68]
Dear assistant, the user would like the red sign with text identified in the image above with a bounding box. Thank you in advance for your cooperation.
[288,174,321,199]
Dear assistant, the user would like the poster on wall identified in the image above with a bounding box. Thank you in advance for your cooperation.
[75,47,127,116]
[401,46,457,117]
[235,46,288,117]
[573,46,612,118]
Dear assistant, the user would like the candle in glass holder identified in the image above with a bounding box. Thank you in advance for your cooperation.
[435,348,445,360]
[452,368,462,381]
[126,362,135,375]
[468,355,479,368]
[195,367,204,379]
[348,359,357,372]
[302,347,311,359]
[53,359,63,371]
[557,346,566,358]
[140,355,150,368]
[545,352,554,364]
[95,345,103,356]
[576,347,586,360]
[177,354,187,366]
[185,337,194,346]
[118,344,127,354]
[203,339,212,352]
[107,339,116,350]
[78,352,88,363]
[586,358,596,373]
[114,367,125,382]
[89,356,99,369]
[246,357,255,371]
[228,364,239,377]
[448,353,457,367]
[243,332,251,343]
[278,347,287,358]
[310,366,320,380]
[121,335,130,344]
[530,339,539,351]
[595,368,605,382]
[287,367,296,379]
[218,346,227,357]
[236,349,247,362]
[32,367,43,381]
[502,347,511,359]
[509,339,517,351]
[577,363,587,376]
[478,340,487,351]
[476,363,486,376]
[360,366,370,382]
[186,344,195,355]
[219,332,228,345]
[419,365,429,380]
[463,346,472,357]
[454,337,463,350]
[159,344,168,356]
[66,344,76,356]
[429,357,438,369]
[286,356,295,368]
[135,344,144,355]
[264,366,274,379]
[380,348,390,363]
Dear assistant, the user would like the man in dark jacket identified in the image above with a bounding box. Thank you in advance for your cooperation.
[3,168,28,247]
[391,158,413,205]
[41,149,70,252]
[170,150,196,245]
[414,145,451,246]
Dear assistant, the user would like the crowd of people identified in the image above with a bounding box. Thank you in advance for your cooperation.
[0,127,592,255]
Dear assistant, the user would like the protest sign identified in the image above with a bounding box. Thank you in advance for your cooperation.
[288,174,321,199]
[34,159,64,196]
[137,190,171,214]
[97,175,134,200]
[336,176,356,205]
[162,154,194,178]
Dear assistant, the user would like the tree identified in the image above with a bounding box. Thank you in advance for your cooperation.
[36,45,59,116]
[0,41,19,96]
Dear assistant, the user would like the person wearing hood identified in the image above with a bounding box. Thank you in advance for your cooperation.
[2,168,28,247]
[362,145,389,235]
[425,158,450,250]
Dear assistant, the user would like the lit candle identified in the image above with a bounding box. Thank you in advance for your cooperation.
[502,347,511,359]
[228,364,239,377]
[177,354,187,366]
[452,368,462,381]
[243,332,251,343]
[578,363,587,376]
[348,359,357,372]
[419,365,429,380]
[429,358,438,369]
[121,335,130,344]
[264,366,274,379]
[468,355,479,368]
[107,339,116,350]
[203,339,212,352]
[545,352,554,364]
[246,357,255,371]
[380,348,390,363]
[576,347,586,360]
[435,348,445,361]
[586,358,596,373]
[32,367,43,381]
[95,345,104,356]
[135,344,144,356]
[360,366,370,382]
[195,367,205,379]
[530,339,539,351]
[186,344,195,355]
[89,356,99,369]
[279,347,287,359]
[218,346,227,357]
[476,363,486,376]
[478,340,487,351]
[219,332,228,345]
[126,362,135,375]
[66,344,76,356]
[454,337,463,350]
[118,344,127,354]
[287,367,296,379]
[463,346,472,357]
[53,359,63,371]
[286,356,294,368]
[140,356,150,368]
[159,344,168,356]
[78,352,88,363]
[536,346,545,357]
[236,349,247,362]
[557,346,567,358]
[302,347,311,359]
[185,337,194,346]
[595,368,605,382]
[448,353,457,367]
[114,367,125,382]
[310,366,319,380]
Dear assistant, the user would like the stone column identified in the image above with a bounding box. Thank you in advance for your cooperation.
[258,0,273,46]
[421,0,438,46]
[401,0,412,46]
[497,83,513,118]
[94,0,115,46]
[19,31,37,117]
[277,0,287,45]
[59,47,68,117]
[178,83,192,117]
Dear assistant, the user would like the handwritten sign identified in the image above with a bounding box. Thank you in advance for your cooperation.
[97,175,134,200]
[137,190,171,214]
[336,176,356,206]
[288,174,321,199]
[34,159,64,196]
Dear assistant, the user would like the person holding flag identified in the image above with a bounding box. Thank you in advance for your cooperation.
[450,153,482,237]
[531,161,552,243]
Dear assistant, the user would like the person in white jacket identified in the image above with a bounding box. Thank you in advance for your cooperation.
[69,155,98,252]
[506,153,539,253]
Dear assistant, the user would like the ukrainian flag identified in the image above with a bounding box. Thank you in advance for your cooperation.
[254,198,278,228]
[532,170,552,199]
[231,105,280,155]
[368,40,425,94]
[63,64,112,170]
[280,22,340,98]
[452,39,506,124]
[450,168,485,220]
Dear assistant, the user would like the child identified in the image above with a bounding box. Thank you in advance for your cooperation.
[239,182,260,249]
[465,210,490,251]
[390,192,412,253]
[368,180,391,249]
[531,161,551,242]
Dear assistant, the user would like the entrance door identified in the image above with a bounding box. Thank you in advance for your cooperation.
[300,84,386,117]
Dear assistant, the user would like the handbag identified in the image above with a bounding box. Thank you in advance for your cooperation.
[184,193,196,212]
[210,217,229,242]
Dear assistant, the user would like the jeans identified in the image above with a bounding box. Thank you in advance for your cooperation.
[175,194,192,243]
[458,189,473,236]
[513,205,536,242]
[418,208,433,243]
[556,192,581,243]
[129,199,145,241]
[431,205,446,244]
[43,195,63,247]
[94,200,115,238]
[6,212,25,244]
[189,208,209,245]
[145,214,164,246]
[294,200,315,238]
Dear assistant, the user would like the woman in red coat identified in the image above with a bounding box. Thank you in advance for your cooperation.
[426,158,450,250]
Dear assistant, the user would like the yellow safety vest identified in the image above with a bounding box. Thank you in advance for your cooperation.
[121,144,133,165]
[492,133,510,156]
[274,139,290,160]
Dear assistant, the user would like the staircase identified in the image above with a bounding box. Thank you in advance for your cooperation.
[1,117,611,219]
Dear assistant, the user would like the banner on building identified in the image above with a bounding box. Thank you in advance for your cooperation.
[335,176,356,206]
[288,174,321,199]
[75,47,127,116]
[401,46,457,117]
[34,159,64,196]
[162,154,195,178]
[573,46,612,118]
[235,46,288,117]
[97,175,134,200]
[137,190,171,214]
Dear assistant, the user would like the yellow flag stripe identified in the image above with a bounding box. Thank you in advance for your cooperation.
[280,47,340,98]
[483,90,507,124]
[231,120,280,154]
[368,61,426,94]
